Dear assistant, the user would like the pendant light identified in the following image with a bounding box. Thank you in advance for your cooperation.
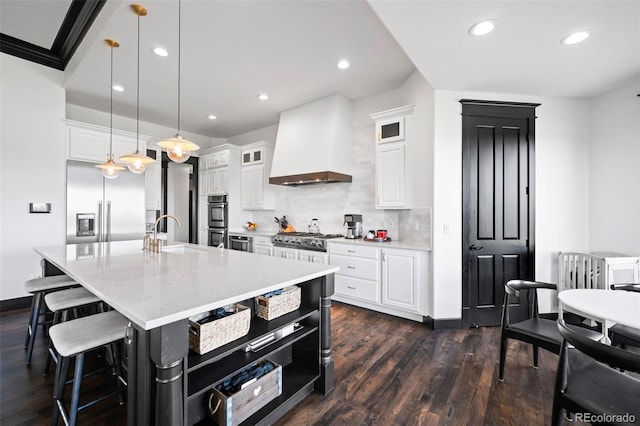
[120,4,155,173]
[157,0,199,163]
[95,39,126,179]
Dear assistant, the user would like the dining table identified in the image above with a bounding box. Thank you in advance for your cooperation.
[558,288,640,343]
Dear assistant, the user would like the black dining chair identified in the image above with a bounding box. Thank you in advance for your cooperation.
[551,318,640,426]
[498,280,601,381]
[608,283,640,349]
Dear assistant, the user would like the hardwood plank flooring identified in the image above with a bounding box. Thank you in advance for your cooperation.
[1,302,568,425]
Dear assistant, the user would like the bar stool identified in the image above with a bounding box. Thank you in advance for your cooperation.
[24,275,77,364]
[50,310,129,426]
[43,287,104,375]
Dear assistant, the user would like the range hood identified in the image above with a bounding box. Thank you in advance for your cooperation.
[269,94,353,186]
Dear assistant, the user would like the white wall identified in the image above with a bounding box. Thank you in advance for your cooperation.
[1,54,66,300]
[432,90,590,318]
[227,124,278,147]
[588,78,640,256]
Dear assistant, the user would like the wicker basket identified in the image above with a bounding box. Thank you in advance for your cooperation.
[189,304,251,355]
[254,286,301,321]
[208,360,282,426]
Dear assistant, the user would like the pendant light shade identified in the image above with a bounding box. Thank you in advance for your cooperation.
[95,39,125,179]
[158,0,199,161]
[120,4,155,174]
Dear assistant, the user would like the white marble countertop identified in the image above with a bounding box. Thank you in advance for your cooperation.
[34,240,338,330]
[328,237,432,252]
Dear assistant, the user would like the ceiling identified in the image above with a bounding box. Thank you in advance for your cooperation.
[1,0,639,142]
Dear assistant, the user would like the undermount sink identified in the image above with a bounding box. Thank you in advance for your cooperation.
[161,245,205,255]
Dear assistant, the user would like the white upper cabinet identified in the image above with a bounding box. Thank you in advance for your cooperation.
[376,144,405,208]
[241,142,275,210]
[66,120,149,164]
[207,150,230,168]
[207,167,228,195]
[375,116,405,144]
[370,105,414,210]
[241,147,264,165]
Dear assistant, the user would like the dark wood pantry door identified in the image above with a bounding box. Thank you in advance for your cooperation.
[461,100,539,327]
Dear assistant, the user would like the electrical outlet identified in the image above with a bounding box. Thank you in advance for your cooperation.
[443,223,450,234]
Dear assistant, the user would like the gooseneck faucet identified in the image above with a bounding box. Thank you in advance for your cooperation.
[145,214,180,252]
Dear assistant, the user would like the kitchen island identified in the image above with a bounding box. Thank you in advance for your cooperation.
[34,240,338,426]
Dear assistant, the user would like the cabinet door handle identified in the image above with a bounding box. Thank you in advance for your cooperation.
[347,250,356,253]
[347,265,356,269]
[347,285,356,290]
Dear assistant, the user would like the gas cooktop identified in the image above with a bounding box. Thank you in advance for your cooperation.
[271,232,344,252]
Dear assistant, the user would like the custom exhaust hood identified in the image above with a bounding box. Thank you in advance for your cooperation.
[269,94,353,186]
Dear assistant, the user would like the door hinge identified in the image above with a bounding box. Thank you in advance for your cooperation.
[525,186,529,195]
[526,239,529,248]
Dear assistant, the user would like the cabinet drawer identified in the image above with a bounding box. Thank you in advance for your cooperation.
[330,254,379,281]
[335,275,379,303]
[253,236,272,246]
[329,243,380,260]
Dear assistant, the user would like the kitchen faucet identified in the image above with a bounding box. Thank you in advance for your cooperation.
[144,214,180,252]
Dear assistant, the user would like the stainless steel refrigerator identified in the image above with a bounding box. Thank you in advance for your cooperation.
[66,160,145,244]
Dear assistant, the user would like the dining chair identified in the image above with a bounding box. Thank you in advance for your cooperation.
[499,280,601,381]
[551,318,640,426]
[608,283,640,349]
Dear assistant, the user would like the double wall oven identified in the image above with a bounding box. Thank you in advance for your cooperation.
[207,195,228,248]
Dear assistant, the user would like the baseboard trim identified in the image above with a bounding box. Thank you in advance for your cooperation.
[425,316,463,330]
[0,296,32,312]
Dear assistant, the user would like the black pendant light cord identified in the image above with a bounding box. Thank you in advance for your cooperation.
[177,0,182,135]
[109,43,114,160]
[136,11,141,152]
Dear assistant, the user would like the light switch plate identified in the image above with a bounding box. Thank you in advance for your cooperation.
[29,202,51,213]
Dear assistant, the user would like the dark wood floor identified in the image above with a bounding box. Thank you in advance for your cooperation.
[1,302,566,425]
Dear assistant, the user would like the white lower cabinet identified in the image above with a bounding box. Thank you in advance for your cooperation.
[382,249,418,313]
[272,247,298,260]
[252,235,273,256]
[329,242,428,322]
[298,249,328,265]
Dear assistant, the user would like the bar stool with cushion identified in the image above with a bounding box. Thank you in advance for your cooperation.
[50,310,129,426]
[24,275,78,364]
[43,287,104,375]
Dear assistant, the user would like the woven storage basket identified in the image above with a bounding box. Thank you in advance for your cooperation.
[189,304,251,355]
[208,360,282,426]
[254,286,301,321]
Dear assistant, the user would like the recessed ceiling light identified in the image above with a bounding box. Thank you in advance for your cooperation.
[207,115,217,120]
[469,20,498,36]
[257,93,269,101]
[153,47,168,57]
[561,31,590,45]
[112,85,124,92]
[337,60,350,69]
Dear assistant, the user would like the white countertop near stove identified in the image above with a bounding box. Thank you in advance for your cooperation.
[328,237,432,252]
[34,240,338,330]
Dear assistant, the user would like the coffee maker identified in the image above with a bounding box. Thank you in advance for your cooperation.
[344,214,363,239]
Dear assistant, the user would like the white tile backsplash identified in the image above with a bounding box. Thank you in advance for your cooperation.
[250,122,431,247]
